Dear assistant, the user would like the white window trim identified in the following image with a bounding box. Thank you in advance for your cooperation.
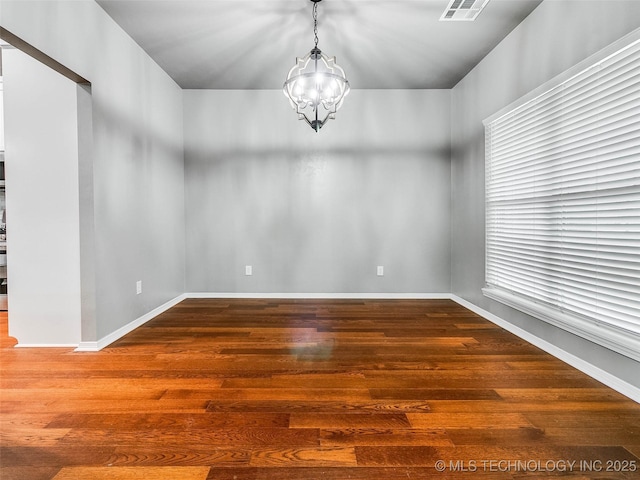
[482,287,640,362]
[484,27,640,125]
[483,27,640,362]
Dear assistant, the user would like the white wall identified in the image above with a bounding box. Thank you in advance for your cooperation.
[3,48,81,345]
[0,0,185,344]
[451,0,640,388]
[184,89,451,294]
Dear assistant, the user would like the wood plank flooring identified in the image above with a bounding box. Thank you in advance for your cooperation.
[2,298,640,479]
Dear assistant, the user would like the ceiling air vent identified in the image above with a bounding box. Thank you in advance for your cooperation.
[440,0,490,21]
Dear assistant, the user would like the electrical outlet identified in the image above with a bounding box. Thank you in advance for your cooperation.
[377,266,384,276]
[245,265,253,276]
[136,280,142,295]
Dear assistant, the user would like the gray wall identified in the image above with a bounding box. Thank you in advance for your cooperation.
[451,0,640,387]
[0,0,186,342]
[184,89,451,294]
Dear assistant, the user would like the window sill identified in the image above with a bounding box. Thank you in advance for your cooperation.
[482,287,640,363]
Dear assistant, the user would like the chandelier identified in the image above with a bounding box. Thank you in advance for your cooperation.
[283,0,350,132]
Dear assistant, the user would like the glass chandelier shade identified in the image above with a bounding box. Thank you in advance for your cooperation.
[283,0,350,132]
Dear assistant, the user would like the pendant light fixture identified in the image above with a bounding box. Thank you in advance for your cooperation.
[283,0,350,132]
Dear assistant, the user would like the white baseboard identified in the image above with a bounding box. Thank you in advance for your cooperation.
[14,344,78,348]
[75,293,187,352]
[186,292,451,299]
[73,293,447,352]
[450,294,640,404]
[68,290,639,403]
[483,287,640,363]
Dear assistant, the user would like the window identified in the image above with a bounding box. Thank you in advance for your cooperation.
[483,34,640,361]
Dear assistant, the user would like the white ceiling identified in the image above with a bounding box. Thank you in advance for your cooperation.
[96,0,543,90]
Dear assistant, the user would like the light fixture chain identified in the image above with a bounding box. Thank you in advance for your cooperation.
[313,2,319,47]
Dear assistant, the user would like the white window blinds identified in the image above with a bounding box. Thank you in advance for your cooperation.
[484,37,640,361]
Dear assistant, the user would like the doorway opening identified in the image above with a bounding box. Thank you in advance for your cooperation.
[0,28,93,346]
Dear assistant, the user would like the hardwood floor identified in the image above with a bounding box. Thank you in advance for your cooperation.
[1,298,639,479]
